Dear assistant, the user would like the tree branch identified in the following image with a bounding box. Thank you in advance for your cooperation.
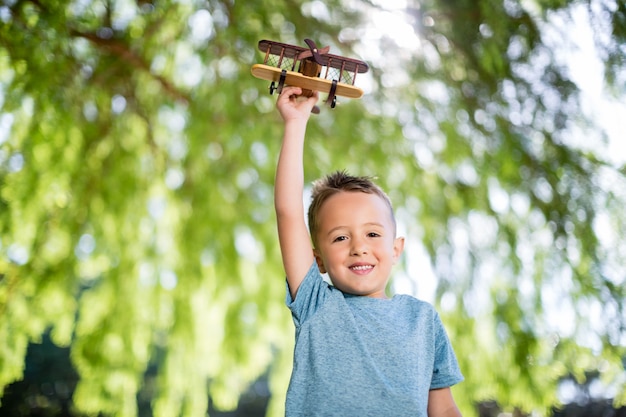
[70,29,190,103]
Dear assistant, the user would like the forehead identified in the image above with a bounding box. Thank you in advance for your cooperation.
[317,191,394,229]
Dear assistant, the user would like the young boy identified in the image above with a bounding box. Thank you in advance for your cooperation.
[275,86,464,417]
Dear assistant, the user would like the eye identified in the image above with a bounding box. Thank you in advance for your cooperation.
[367,232,381,238]
[333,235,348,242]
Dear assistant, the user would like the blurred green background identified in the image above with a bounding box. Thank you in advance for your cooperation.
[1,0,625,416]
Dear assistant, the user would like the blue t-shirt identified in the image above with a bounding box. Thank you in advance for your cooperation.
[285,262,463,417]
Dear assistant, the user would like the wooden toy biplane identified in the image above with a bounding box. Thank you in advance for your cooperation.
[251,39,369,111]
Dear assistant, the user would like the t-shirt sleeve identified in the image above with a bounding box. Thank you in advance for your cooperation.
[430,312,464,389]
[285,261,331,328]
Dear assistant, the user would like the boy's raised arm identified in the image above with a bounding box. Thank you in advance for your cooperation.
[275,87,319,299]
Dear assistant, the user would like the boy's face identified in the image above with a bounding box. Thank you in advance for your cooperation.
[313,191,405,298]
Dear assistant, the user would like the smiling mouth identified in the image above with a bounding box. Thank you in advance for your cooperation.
[350,264,373,272]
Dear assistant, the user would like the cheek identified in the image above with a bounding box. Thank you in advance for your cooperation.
[380,242,399,261]
[320,251,342,271]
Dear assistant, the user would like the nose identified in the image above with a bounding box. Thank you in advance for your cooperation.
[351,237,368,256]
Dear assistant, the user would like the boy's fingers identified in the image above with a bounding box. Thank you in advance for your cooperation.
[306,92,319,107]
[277,87,319,114]
[277,88,300,107]
[280,86,302,97]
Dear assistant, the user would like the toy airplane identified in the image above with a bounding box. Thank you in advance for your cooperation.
[251,39,369,111]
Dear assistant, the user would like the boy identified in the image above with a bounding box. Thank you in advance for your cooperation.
[275,86,464,417]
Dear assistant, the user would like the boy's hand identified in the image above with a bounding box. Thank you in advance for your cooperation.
[276,86,320,122]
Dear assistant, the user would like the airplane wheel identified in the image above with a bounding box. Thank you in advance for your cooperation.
[269,82,276,95]
[330,96,337,108]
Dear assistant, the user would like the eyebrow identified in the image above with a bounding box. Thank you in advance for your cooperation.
[325,222,385,236]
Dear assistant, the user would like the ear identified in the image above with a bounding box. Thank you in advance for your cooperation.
[313,249,327,274]
[392,237,405,263]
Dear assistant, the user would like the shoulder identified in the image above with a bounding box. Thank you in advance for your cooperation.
[287,262,343,326]
[392,294,437,315]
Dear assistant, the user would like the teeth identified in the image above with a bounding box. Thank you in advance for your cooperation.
[351,265,372,271]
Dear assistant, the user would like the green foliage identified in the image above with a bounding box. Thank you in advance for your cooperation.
[1,0,625,416]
